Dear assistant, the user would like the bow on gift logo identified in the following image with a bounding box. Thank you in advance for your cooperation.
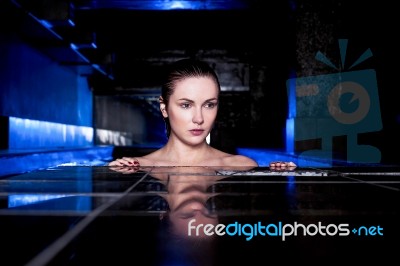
[286,39,382,165]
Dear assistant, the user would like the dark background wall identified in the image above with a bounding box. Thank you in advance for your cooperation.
[1,0,399,165]
[0,21,94,149]
[0,37,92,127]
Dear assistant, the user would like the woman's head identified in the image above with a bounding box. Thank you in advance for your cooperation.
[159,59,221,141]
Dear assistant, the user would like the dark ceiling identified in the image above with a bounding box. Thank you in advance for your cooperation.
[4,0,293,91]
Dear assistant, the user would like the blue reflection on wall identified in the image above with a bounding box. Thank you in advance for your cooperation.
[236,147,297,167]
[9,117,93,149]
[286,70,297,154]
[236,147,333,167]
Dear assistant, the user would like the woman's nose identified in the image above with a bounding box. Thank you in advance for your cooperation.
[192,108,204,124]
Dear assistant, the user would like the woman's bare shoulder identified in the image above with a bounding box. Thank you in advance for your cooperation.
[226,154,258,167]
[140,151,165,166]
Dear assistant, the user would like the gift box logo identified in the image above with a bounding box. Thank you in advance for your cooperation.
[286,39,382,165]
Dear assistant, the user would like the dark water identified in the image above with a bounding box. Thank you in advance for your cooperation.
[1,165,399,265]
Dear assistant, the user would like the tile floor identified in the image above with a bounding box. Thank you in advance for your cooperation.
[1,165,399,265]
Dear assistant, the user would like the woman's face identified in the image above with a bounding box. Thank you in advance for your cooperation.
[164,76,219,146]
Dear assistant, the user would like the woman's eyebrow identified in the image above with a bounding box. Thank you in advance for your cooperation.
[204,98,218,102]
[177,98,194,102]
[177,98,218,103]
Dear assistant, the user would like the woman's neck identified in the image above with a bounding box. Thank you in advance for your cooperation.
[160,138,213,165]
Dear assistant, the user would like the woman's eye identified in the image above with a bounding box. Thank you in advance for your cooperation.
[204,102,217,109]
[180,103,191,109]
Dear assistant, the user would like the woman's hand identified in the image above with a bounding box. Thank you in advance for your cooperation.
[108,157,140,174]
[269,161,297,171]
[108,157,140,167]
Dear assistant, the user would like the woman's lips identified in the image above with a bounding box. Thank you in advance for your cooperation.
[189,129,204,136]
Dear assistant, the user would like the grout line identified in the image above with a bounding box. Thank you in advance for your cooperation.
[341,175,400,192]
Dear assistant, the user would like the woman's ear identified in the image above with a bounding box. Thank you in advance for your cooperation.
[159,96,168,118]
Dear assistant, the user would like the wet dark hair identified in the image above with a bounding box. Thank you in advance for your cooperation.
[161,58,221,138]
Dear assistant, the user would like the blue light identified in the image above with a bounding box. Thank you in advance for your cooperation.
[78,1,249,10]
[285,118,294,153]
[40,19,53,29]
[236,147,336,167]
[70,42,98,50]
[286,70,296,154]
[236,147,298,167]
[9,117,94,149]
[68,19,75,27]
[154,0,248,10]
[168,1,189,9]
[286,70,297,119]
[70,43,79,50]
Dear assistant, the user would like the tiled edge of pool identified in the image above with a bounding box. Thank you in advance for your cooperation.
[0,145,379,178]
[0,146,114,177]
[237,147,345,167]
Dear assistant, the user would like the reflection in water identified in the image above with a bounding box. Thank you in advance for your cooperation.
[152,167,232,266]
[110,165,255,266]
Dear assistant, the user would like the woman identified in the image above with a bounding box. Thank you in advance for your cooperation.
[108,58,295,169]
